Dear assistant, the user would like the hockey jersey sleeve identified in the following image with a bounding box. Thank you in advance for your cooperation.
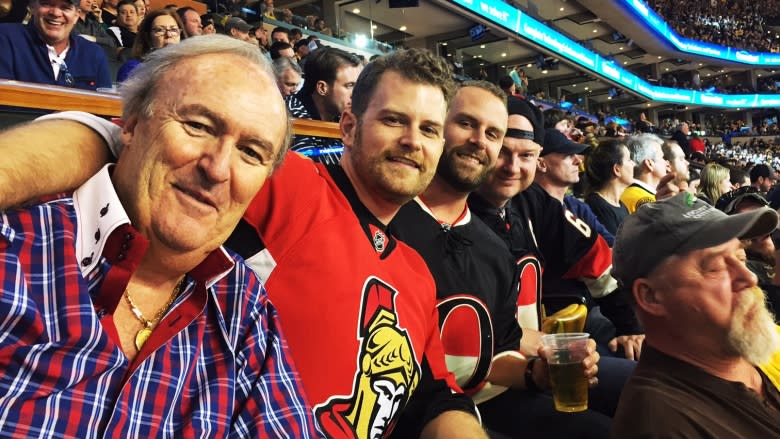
[521,184,614,294]
[564,195,615,246]
[516,255,543,331]
[242,152,339,281]
[517,186,645,335]
[494,264,523,355]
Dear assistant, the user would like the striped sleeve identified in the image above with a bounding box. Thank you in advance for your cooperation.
[230,280,319,438]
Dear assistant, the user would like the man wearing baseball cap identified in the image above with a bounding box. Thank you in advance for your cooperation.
[0,0,111,89]
[470,99,638,418]
[534,128,594,220]
[612,192,780,437]
[224,16,254,43]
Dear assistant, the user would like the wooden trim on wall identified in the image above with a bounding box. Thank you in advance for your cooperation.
[0,80,122,116]
[0,80,341,139]
[291,118,341,138]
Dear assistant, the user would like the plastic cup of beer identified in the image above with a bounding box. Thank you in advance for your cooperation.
[540,332,590,413]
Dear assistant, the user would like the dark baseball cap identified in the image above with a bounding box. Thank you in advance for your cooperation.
[540,128,589,157]
[612,192,778,288]
[749,163,776,182]
[715,186,769,215]
[225,17,252,33]
[506,97,544,145]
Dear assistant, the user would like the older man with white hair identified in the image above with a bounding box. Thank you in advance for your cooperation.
[621,133,670,213]
[612,192,780,437]
[0,35,315,437]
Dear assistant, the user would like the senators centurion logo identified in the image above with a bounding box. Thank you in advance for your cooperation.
[372,229,386,253]
[315,277,420,439]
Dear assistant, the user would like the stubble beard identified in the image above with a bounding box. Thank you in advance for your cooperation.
[352,124,434,206]
[436,144,493,193]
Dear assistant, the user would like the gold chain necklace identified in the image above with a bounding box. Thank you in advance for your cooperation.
[124,278,185,351]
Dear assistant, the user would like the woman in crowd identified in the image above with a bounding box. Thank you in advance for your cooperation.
[109,0,139,57]
[696,162,732,205]
[117,9,185,82]
[584,139,635,235]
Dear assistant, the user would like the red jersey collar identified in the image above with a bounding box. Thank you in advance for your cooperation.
[413,196,472,228]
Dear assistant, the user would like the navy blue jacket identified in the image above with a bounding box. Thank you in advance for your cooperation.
[0,23,111,90]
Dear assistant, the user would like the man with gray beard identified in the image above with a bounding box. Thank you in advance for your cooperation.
[611,192,780,437]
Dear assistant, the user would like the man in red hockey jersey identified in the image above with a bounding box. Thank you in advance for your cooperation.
[0,46,486,439]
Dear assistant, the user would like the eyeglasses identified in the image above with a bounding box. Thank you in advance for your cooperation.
[151,27,182,36]
[58,61,74,86]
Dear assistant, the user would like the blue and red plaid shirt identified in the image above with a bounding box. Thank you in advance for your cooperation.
[0,165,318,438]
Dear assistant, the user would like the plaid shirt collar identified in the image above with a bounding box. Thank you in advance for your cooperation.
[73,164,235,288]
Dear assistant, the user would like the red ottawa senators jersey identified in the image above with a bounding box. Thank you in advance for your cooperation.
[225,153,476,439]
[392,199,522,405]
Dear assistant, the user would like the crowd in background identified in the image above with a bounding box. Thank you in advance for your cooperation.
[650,0,780,53]
[652,70,780,95]
[710,137,780,169]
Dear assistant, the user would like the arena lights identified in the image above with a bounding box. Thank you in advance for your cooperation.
[617,0,780,66]
[446,0,780,109]
[354,34,368,48]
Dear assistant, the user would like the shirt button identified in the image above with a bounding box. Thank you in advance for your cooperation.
[94,229,100,242]
[99,203,109,217]
[96,309,106,318]
[81,256,92,266]
[117,253,126,261]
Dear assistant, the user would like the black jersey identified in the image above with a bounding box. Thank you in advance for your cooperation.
[470,183,615,316]
[468,192,545,330]
[393,199,522,403]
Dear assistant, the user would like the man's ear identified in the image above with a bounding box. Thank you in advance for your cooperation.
[633,278,667,317]
[119,115,138,157]
[340,110,357,150]
[643,158,654,173]
[536,157,547,173]
[316,80,329,96]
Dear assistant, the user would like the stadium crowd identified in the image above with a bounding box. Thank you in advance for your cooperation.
[651,0,780,53]
[652,69,780,95]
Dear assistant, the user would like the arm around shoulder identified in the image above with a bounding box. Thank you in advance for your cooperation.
[0,114,116,209]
